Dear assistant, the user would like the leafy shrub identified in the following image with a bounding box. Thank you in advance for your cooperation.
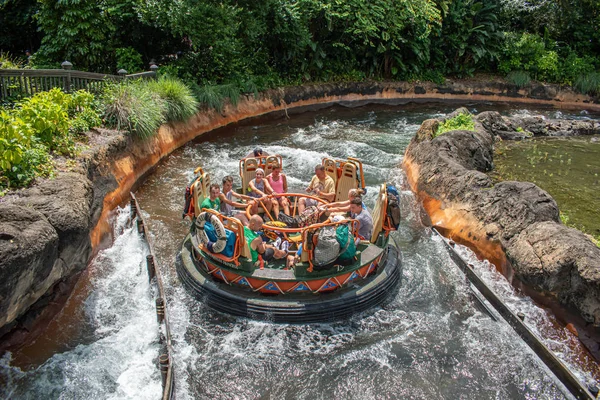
[17,89,71,153]
[147,77,198,122]
[67,90,102,134]
[2,142,54,189]
[0,51,25,69]
[102,81,166,138]
[435,112,475,137]
[498,32,559,81]
[574,72,600,96]
[115,47,144,73]
[557,53,597,85]
[0,110,33,173]
[506,71,531,88]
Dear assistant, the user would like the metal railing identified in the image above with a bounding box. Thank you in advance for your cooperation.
[129,193,175,400]
[0,61,158,100]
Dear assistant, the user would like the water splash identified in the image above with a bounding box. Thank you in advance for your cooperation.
[0,207,162,400]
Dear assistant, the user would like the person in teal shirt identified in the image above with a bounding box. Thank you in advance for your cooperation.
[201,183,221,210]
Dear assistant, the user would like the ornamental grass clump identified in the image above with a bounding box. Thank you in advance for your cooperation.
[574,72,600,96]
[506,70,531,88]
[102,81,166,139]
[194,84,242,112]
[147,77,198,122]
[435,112,475,137]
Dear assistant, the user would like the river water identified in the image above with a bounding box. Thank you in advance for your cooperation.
[1,102,599,399]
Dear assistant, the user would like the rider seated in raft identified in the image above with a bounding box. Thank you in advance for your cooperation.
[349,197,373,240]
[298,164,335,213]
[245,215,288,265]
[201,183,222,210]
[219,175,252,225]
[266,162,291,215]
[319,188,366,214]
[247,168,278,218]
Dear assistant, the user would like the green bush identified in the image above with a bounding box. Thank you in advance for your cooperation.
[435,112,475,137]
[16,89,71,153]
[69,90,102,134]
[147,77,198,122]
[506,70,531,88]
[102,81,166,138]
[0,88,99,191]
[557,53,597,85]
[498,32,559,81]
[574,72,600,96]
[0,51,25,69]
[115,47,144,73]
[194,84,227,112]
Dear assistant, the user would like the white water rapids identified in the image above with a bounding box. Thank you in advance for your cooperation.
[1,102,598,399]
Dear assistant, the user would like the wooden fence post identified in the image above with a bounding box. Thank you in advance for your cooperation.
[61,61,73,93]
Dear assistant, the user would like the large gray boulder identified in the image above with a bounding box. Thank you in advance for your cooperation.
[404,109,600,325]
[0,173,93,338]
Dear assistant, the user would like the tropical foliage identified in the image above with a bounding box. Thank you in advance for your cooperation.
[0,88,100,191]
[1,0,598,90]
[435,112,475,137]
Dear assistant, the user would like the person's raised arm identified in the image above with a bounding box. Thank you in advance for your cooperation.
[249,180,266,197]
[219,193,246,209]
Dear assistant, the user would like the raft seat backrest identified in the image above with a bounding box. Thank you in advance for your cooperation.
[226,218,251,259]
[241,158,259,195]
[193,172,211,216]
[300,230,310,263]
[370,184,387,243]
[323,158,337,187]
[264,155,279,176]
[334,163,358,202]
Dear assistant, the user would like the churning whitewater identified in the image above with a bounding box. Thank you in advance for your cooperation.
[1,208,162,400]
[2,103,598,399]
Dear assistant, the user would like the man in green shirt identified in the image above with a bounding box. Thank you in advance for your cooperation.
[201,183,221,210]
[243,215,287,264]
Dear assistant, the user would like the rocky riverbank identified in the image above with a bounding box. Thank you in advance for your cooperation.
[403,108,600,326]
[0,78,598,350]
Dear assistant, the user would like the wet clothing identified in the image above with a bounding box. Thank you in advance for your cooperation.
[351,208,373,240]
[201,197,220,211]
[248,178,266,198]
[220,190,241,216]
[268,174,285,193]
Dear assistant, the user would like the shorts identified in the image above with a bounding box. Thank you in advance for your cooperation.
[304,198,319,208]
[261,247,275,261]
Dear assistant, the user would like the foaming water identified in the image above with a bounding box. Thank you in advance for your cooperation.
[3,102,598,398]
[134,103,600,398]
[0,207,162,400]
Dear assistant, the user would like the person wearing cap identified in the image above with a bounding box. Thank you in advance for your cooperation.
[245,147,269,158]
[247,168,277,217]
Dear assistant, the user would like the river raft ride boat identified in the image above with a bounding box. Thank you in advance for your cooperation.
[177,156,402,323]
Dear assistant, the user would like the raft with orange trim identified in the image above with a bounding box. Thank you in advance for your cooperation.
[177,157,402,322]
